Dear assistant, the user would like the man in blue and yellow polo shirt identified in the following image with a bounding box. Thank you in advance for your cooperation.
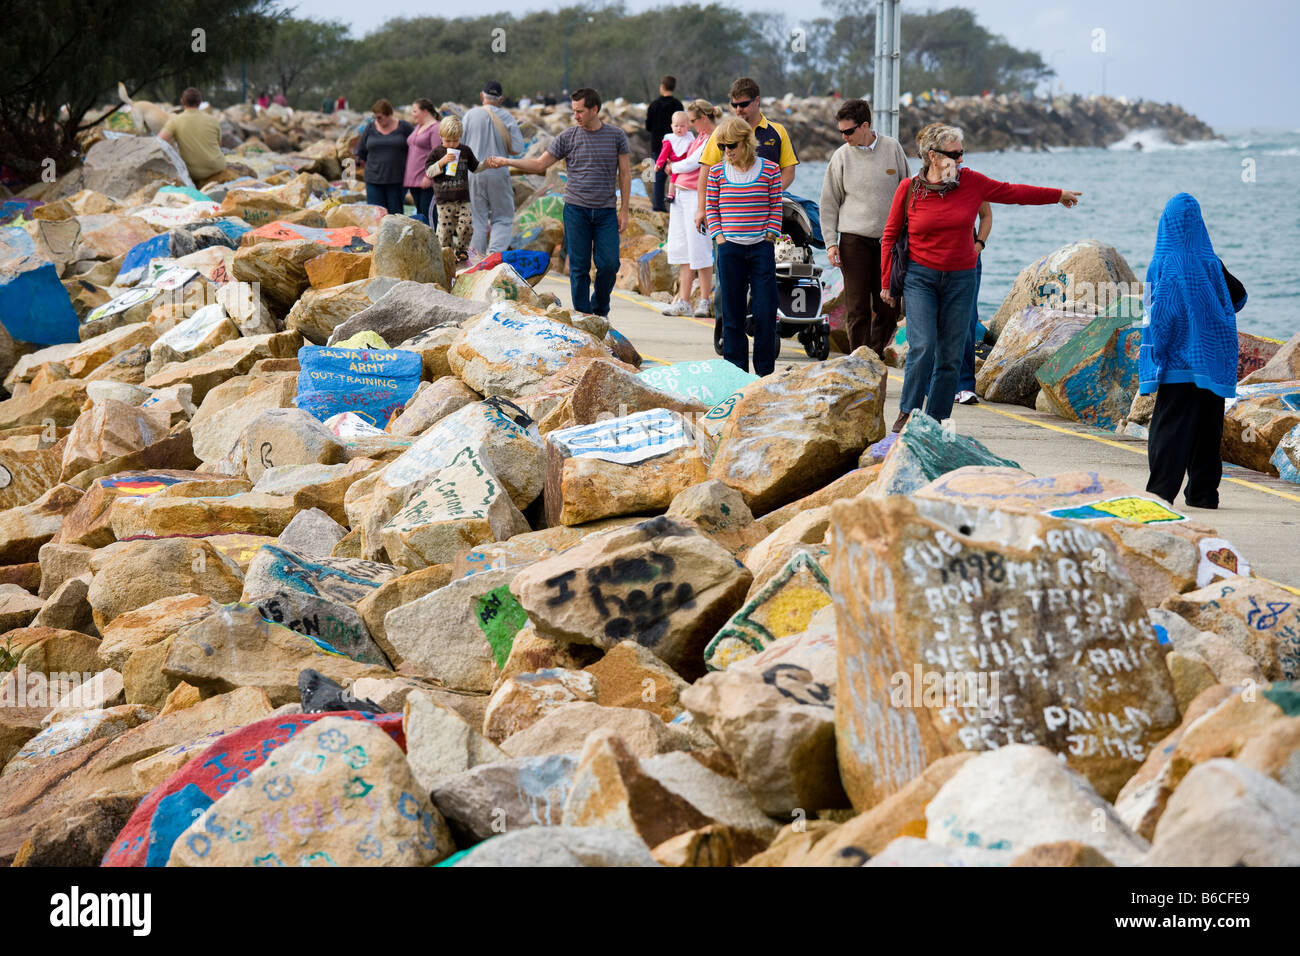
[693,77,799,322]
[692,76,799,233]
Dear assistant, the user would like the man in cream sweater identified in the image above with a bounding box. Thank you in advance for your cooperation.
[820,99,910,359]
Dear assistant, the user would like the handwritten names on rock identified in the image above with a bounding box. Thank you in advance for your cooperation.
[830,495,1180,810]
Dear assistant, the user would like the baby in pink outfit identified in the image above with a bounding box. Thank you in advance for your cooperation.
[655,112,695,202]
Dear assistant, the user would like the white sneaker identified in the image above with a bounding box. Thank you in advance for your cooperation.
[693,298,712,317]
[955,390,980,405]
[662,299,691,316]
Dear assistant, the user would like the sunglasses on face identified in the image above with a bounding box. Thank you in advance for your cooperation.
[839,122,864,137]
[718,141,740,150]
[933,147,964,160]
[730,97,755,110]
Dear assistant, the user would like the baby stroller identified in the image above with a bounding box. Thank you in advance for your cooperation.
[713,194,830,361]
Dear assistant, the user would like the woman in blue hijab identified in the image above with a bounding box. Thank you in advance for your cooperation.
[1139,193,1247,509]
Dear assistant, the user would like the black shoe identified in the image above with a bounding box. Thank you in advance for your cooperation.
[1185,497,1219,510]
[298,669,385,714]
[892,410,912,433]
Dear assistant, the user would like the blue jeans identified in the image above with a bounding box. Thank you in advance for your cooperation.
[717,239,778,376]
[410,187,437,226]
[900,261,978,423]
[366,182,407,215]
[958,255,983,393]
[563,204,620,316]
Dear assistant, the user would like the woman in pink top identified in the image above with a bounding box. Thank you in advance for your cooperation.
[405,98,443,225]
[662,99,721,318]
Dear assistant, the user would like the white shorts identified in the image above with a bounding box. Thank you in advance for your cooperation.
[665,187,714,271]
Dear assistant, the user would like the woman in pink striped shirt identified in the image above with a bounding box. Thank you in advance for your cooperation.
[705,116,784,376]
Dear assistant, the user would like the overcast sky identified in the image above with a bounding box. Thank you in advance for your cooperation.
[290,0,1298,129]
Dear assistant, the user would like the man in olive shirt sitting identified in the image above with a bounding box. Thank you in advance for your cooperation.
[159,87,227,185]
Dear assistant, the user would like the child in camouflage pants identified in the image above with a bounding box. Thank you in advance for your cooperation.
[426,115,480,261]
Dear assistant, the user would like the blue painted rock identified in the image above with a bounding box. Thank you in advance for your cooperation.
[830,493,1181,809]
[145,784,212,868]
[976,306,1093,407]
[295,343,422,430]
[447,302,612,398]
[167,716,454,866]
[240,544,400,607]
[114,232,173,285]
[1272,423,1300,484]
[707,349,887,515]
[0,257,80,345]
[873,410,1020,496]
[163,603,392,706]
[1035,296,1144,430]
[636,358,755,410]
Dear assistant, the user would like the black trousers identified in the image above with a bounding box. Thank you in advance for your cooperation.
[839,232,899,358]
[653,167,669,212]
[1146,382,1225,508]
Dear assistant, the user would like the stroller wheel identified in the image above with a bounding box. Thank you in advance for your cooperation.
[805,326,830,361]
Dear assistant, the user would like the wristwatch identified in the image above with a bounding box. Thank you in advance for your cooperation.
[975,238,986,250]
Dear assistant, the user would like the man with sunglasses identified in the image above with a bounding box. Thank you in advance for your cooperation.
[693,78,798,233]
[694,78,799,330]
[820,98,909,361]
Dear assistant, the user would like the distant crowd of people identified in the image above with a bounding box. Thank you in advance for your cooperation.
[158,74,1240,511]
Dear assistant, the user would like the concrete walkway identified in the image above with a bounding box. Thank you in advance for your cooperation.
[539,274,1300,590]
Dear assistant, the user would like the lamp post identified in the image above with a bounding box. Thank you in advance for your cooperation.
[562,14,594,96]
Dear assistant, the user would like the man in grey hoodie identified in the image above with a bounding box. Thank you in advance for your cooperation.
[462,80,524,255]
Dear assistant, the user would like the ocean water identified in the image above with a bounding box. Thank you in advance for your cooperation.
[793,127,1300,341]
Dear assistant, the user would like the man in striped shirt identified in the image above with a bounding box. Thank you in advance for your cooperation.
[485,88,631,317]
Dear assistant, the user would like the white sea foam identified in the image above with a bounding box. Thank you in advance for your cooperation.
[1106,128,1231,151]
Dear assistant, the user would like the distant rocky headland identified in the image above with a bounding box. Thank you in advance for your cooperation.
[517,94,1220,163]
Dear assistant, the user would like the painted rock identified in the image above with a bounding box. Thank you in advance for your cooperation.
[544,409,714,526]
[976,306,1093,408]
[510,516,752,681]
[830,494,1180,809]
[167,716,454,866]
[707,348,887,515]
[1035,296,1144,430]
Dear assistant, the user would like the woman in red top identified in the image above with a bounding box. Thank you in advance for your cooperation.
[880,123,1081,430]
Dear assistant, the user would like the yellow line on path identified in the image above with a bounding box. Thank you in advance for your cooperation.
[539,274,715,329]
[972,402,1300,505]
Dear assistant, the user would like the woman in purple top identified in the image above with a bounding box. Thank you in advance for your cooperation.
[405,98,442,226]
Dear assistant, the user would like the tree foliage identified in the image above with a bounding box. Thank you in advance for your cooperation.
[0,0,280,180]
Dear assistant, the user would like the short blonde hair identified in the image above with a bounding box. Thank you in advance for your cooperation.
[439,115,462,141]
[714,116,757,168]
